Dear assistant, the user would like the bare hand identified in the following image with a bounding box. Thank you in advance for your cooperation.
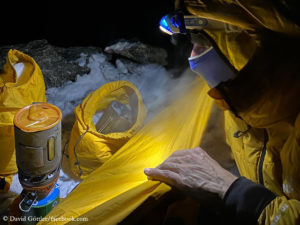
[144,147,237,199]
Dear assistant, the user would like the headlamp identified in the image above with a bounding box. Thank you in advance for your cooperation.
[159,11,208,35]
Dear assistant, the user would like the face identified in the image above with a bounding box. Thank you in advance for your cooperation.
[189,32,212,58]
[190,43,208,58]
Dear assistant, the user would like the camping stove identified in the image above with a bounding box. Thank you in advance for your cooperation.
[13,102,62,223]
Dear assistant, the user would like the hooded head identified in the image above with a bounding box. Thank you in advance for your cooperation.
[182,0,300,127]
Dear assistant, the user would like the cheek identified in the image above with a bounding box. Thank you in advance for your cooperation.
[190,44,207,57]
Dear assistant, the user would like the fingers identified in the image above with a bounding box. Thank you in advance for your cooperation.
[165,148,206,165]
[157,161,183,173]
[144,168,181,188]
[170,147,204,158]
[143,147,207,190]
[144,147,235,199]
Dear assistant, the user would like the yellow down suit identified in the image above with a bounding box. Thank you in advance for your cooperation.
[184,0,300,224]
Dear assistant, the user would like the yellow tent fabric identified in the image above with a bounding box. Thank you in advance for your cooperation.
[67,81,147,179]
[40,76,213,225]
[0,49,46,191]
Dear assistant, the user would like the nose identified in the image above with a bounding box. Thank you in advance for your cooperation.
[190,44,207,58]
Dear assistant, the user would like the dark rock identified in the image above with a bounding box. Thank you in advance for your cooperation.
[0,39,170,89]
[104,40,168,66]
[0,40,103,89]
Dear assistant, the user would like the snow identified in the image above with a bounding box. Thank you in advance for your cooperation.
[46,53,107,116]
[10,174,22,194]
[46,51,177,121]
[57,170,80,198]
[13,62,25,81]
[8,41,196,200]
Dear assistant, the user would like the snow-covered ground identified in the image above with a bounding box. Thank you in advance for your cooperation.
[8,41,196,199]
[46,52,175,120]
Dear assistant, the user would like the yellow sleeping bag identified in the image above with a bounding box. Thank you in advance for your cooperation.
[67,80,147,179]
[40,76,213,225]
[0,49,46,191]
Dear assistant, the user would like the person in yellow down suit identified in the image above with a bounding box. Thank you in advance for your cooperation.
[145,0,300,224]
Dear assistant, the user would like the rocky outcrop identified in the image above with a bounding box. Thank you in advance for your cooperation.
[104,40,168,66]
[0,40,102,88]
[0,39,169,89]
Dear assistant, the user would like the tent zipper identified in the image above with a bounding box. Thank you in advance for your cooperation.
[258,129,268,185]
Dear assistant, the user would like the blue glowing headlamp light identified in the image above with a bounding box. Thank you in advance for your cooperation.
[159,11,208,35]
